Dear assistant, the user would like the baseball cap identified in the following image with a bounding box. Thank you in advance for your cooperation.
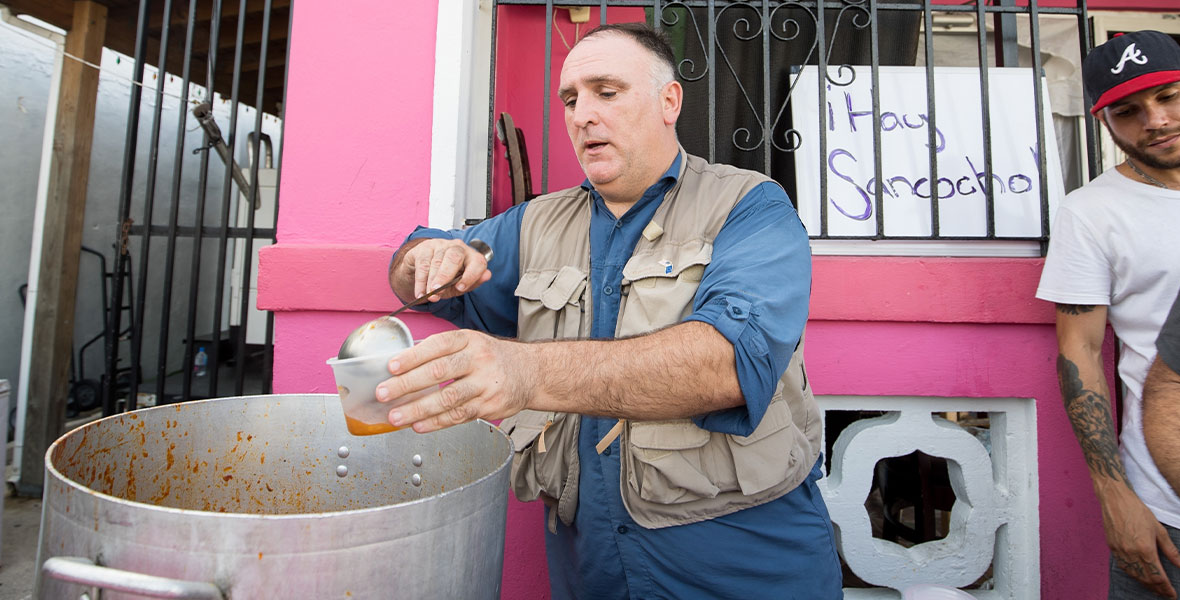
[1083,30,1180,115]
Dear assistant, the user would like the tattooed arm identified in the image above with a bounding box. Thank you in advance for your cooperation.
[1056,304,1180,599]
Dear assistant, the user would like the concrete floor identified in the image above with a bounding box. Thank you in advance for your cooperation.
[0,409,106,600]
[0,491,41,600]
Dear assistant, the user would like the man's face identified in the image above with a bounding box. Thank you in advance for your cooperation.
[1101,82,1180,170]
[558,34,680,201]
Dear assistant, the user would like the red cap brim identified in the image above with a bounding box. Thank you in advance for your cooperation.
[1091,70,1180,114]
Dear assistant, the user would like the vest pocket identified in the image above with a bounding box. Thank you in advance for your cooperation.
[623,396,799,506]
[515,266,588,340]
[499,410,580,527]
[724,395,798,496]
[617,244,713,336]
[625,420,724,504]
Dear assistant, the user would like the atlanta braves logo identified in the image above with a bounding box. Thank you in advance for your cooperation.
[1112,43,1149,74]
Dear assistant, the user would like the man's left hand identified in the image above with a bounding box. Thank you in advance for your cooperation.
[375,330,534,433]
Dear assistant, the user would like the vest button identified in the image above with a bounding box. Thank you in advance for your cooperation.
[617,525,629,535]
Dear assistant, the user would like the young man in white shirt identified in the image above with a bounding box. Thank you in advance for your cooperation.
[1037,30,1180,599]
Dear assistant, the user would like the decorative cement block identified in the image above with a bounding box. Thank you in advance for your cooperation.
[817,396,1039,599]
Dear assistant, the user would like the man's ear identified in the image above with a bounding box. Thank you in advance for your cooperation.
[662,80,683,126]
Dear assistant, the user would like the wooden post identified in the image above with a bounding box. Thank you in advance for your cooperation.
[18,0,108,495]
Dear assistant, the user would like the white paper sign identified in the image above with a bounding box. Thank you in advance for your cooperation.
[791,66,1064,238]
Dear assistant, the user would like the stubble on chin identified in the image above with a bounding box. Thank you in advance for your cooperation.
[1111,128,1180,170]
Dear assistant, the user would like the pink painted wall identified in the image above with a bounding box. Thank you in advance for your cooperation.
[261,1,550,597]
[262,3,1116,598]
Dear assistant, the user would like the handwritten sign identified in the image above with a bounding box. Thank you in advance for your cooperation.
[791,66,1064,238]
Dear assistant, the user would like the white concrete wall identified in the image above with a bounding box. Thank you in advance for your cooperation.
[0,19,282,416]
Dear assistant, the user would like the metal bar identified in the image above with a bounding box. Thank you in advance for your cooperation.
[1028,0,1050,241]
[922,0,939,237]
[496,0,1083,12]
[105,0,152,415]
[192,104,251,192]
[42,557,225,600]
[812,234,1046,241]
[131,0,173,408]
[155,0,199,404]
[542,1,553,194]
[601,0,607,24]
[1080,4,1098,181]
[869,0,884,238]
[483,2,498,222]
[995,0,1019,67]
[816,0,828,238]
[707,0,715,162]
[762,0,771,174]
[181,0,222,402]
[264,0,294,396]
[128,225,276,237]
[208,0,250,398]
[235,0,274,396]
[977,0,996,238]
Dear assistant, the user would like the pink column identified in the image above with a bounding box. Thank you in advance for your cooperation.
[258,1,547,597]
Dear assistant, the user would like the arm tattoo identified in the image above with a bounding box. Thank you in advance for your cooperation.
[1057,354,1128,484]
[1057,303,1097,315]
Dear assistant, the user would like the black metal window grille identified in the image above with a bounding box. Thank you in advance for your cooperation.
[488,0,1094,244]
[104,0,291,414]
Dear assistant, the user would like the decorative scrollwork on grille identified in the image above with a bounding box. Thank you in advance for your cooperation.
[827,63,858,87]
[714,2,768,152]
[660,3,709,82]
[654,1,873,155]
[769,1,819,153]
[825,1,871,88]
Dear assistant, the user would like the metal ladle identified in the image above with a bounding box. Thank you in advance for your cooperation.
[337,239,493,360]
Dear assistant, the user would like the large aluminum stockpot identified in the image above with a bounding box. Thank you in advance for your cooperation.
[35,394,512,599]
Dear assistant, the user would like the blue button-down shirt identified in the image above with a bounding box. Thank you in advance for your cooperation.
[406,153,840,599]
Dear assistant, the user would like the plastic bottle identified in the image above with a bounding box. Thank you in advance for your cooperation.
[194,347,208,377]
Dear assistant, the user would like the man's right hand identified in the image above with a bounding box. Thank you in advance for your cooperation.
[390,238,492,304]
[1099,482,1180,599]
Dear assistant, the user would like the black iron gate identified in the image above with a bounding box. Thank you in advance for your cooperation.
[490,0,1095,243]
[103,0,291,414]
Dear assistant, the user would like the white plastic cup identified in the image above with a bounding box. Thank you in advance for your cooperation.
[326,351,434,436]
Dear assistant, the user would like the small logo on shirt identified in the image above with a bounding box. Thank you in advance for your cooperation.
[1112,43,1148,74]
[659,259,673,274]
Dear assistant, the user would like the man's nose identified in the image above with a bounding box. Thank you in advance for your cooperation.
[571,98,598,128]
[1143,103,1172,130]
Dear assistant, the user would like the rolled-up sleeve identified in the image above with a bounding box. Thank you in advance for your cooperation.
[399,204,527,337]
[684,182,812,436]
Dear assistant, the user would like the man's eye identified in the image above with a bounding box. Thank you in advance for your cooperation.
[563,98,576,108]
[601,91,616,99]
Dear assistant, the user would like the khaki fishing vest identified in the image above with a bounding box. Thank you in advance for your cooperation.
[498,152,820,530]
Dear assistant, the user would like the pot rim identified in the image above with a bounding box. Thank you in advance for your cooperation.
[44,393,512,520]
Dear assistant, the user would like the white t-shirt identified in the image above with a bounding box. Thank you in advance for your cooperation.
[1037,167,1180,528]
